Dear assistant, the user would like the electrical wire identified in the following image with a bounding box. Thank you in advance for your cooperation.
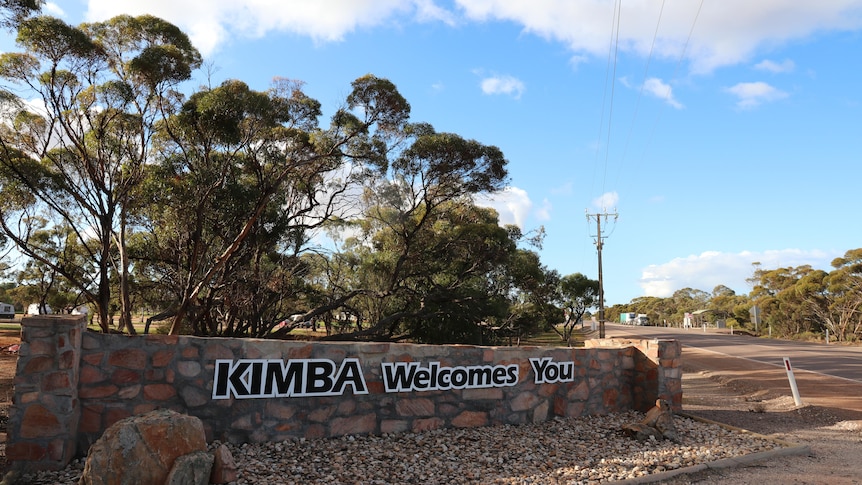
[614,0,667,190]
[591,0,622,203]
[592,1,705,213]
[633,1,705,181]
[600,0,623,199]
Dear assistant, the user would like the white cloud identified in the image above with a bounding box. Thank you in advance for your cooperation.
[474,186,532,227]
[84,0,424,55]
[590,191,618,212]
[455,0,862,73]
[480,74,525,99]
[725,81,789,109]
[414,0,458,25]
[643,78,683,109]
[83,1,862,72]
[21,97,48,117]
[535,198,552,221]
[754,59,796,73]
[639,249,837,298]
[43,2,65,17]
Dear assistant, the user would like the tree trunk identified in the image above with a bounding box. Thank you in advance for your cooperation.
[97,225,112,333]
[116,204,136,335]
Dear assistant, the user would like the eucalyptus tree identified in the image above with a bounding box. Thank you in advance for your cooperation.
[553,272,599,345]
[0,15,201,331]
[139,74,409,335]
[804,249,862,341]
[750,265,817,337]
[0,0,40,29]
[709,285,753,329]
[486,245,563,342]
[8,220,87,312]
[329,198,513,343]
[320,120,510,343]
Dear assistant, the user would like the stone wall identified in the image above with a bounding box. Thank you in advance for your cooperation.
[7,315,83,470]
[7,315,681,471]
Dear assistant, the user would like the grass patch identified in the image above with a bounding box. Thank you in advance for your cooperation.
[517,327,593,347]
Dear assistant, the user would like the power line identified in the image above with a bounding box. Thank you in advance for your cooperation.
[591,0,623,198]
[626,0,705,190]
[601,0,623,195]
[615,0,667,188]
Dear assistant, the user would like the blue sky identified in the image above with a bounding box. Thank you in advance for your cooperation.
[11,1,862,305]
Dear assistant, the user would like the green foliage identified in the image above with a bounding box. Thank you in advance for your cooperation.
[0,13,202,332]
[548,272,598,345]
[16,16,98,61]
[0,0,41,29]
[609,255,862,343]
[3,11,857,346]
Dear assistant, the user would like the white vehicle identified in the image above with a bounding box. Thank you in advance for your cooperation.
[0,302,14,319]
[619,312,637,324]
[26,303,52,315]
[620,312,649,325]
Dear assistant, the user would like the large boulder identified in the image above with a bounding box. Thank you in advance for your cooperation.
[78,409,208,485]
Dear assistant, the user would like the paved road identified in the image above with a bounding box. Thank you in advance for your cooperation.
[602,322,862,413]
[604,322,862,384]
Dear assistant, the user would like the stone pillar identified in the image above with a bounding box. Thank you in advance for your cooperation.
[624,339,682,412]
[585,338,682,413]
[654,339,682,411]
[6,315,86,471]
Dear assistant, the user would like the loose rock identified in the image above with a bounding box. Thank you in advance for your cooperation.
[165,451,214,485]
[13,411,785,484]
[210,444,238,484]
[622,398,680,443]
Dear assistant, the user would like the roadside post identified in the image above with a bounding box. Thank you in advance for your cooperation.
[782,357,804,407]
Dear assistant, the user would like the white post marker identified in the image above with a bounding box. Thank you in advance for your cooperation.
[782,357,804,407]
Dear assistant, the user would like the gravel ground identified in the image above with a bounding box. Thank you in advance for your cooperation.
[13,409,791,485]
[214,412,787,484]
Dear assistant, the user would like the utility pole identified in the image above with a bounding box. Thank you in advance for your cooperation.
[586,209,618,338]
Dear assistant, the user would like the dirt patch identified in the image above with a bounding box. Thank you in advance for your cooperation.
[661,348,862,484]
[0,329,20,477]
[0,330,20,414]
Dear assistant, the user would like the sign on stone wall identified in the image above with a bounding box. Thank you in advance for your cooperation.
[212,358,367,399]
[212,357,577,399]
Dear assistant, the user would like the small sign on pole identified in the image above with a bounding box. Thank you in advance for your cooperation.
[782,357,803,407]
[749,305,761,333]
